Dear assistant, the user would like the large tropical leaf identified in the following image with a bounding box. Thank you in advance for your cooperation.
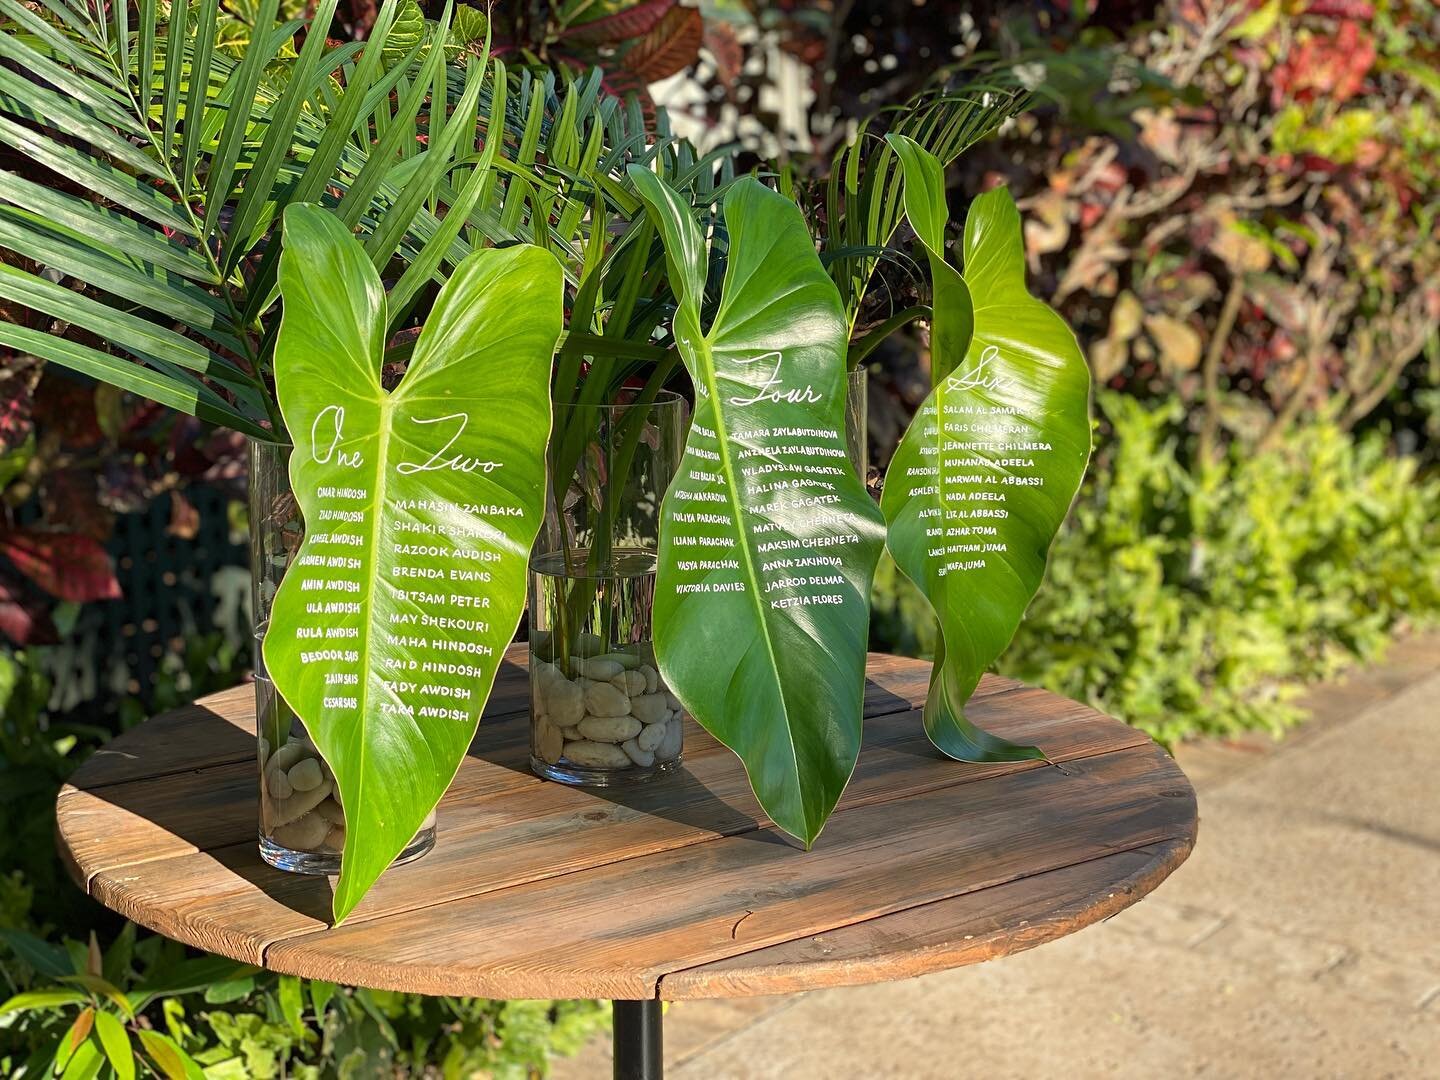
[631,169,886,848]
[881,135,1091,761]
[262,205,560,922]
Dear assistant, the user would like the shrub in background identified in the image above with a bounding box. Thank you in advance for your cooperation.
[1,918,605,1078]
[872,393,1440,746]
[974,0,1440,453]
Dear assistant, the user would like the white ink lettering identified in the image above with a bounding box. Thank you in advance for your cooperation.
[396,413,503,476]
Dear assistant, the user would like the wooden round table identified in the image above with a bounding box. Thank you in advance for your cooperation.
[56,647,1196,1079]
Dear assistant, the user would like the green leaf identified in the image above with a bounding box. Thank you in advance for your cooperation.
[129,956,258,1010]
[277,974,304,1034]
[180,0,220,186]
[0,170,216,283]
[886,137,972,382]
[224,0,341,269]
[1229,0,1280,39]
[200,975,255,1004]
[630,169,886,847]
[881,138,1091,761]
[386,60,504,328]
[308,979,337,1018]
[0,927,74,979]
[57,974,134,1018]
[91,1010,135,1080]
[0,206,241,353]
[828,79,1029,327]
[0,987,88,1013]
[59,1035,102,1080]
[363,57,485,270]
[137,0,156,114]
[263,205,561,923]
[136,1030,203,1080]
[100,923,134,987]
[56,1006,94,1072]
[0,324,269,439]
[202,0,283,234]
[0,0,113,84]
[446,4,488,57]
[0,115,193,235]
[0,263,252,389]
[382,0,426,69]
[0,30,138,133]
[0,64,165,179]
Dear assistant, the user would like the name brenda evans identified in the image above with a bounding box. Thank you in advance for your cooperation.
[392,565,494,582]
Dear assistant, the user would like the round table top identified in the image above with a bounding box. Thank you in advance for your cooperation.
[56,646,1196,1002]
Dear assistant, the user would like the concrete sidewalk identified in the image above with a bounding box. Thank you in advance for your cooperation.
[556,633,1440,1079]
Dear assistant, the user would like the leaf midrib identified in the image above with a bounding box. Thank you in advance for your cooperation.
[343,387,393,915]
[696,335,808,833]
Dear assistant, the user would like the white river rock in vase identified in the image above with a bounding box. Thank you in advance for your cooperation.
[531,643,685,777]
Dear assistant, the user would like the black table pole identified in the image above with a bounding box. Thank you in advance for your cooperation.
[612,999,663,1080]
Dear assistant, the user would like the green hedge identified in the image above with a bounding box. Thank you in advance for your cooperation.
[872,393,1440,745]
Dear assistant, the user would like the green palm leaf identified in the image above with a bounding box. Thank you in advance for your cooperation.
[0,0,730,441]
[826,75,1031,334]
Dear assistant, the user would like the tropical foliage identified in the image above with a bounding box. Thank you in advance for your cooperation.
[266,208,560,922]
[880,141,1090,763]
[636,171,885,847]
[0,0,771,445]
[966,0,1440,455]
[873,396,1440,746]
[3,0,1435,1072]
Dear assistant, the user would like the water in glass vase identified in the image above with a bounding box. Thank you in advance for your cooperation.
[529,548,685,785]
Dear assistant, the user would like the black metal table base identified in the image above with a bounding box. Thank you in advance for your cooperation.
[612,999,664,1080]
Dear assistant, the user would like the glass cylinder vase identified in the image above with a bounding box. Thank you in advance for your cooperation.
[845,364,870,487]
[248,439,435,874]
[528,391,689,785]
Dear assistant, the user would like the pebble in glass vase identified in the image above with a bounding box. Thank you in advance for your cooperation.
[248,438,435,873]
[528,391,689,785]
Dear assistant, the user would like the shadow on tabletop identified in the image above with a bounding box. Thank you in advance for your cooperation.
[462,665,915,852]
[70,699,338,924]
[69,655,918,923]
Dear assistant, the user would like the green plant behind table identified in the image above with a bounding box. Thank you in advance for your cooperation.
[0,921,607,1078]
[872,394,1440,746]
[986,1,1439,455]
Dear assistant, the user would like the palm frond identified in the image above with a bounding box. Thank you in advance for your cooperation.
[0,0,730,439]
[825,73,1032,333]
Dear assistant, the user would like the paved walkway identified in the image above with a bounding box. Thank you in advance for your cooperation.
[555,633,1440,1079]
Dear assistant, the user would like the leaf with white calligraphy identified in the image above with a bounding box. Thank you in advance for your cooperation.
[630,169,886,848]
[263,205,561,923]
[881,135,1092,762]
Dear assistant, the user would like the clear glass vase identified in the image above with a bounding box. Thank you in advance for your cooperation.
[845,364,870,487]
[528,368,866,786]
[529,392,689,785]
[248,439,435,874]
